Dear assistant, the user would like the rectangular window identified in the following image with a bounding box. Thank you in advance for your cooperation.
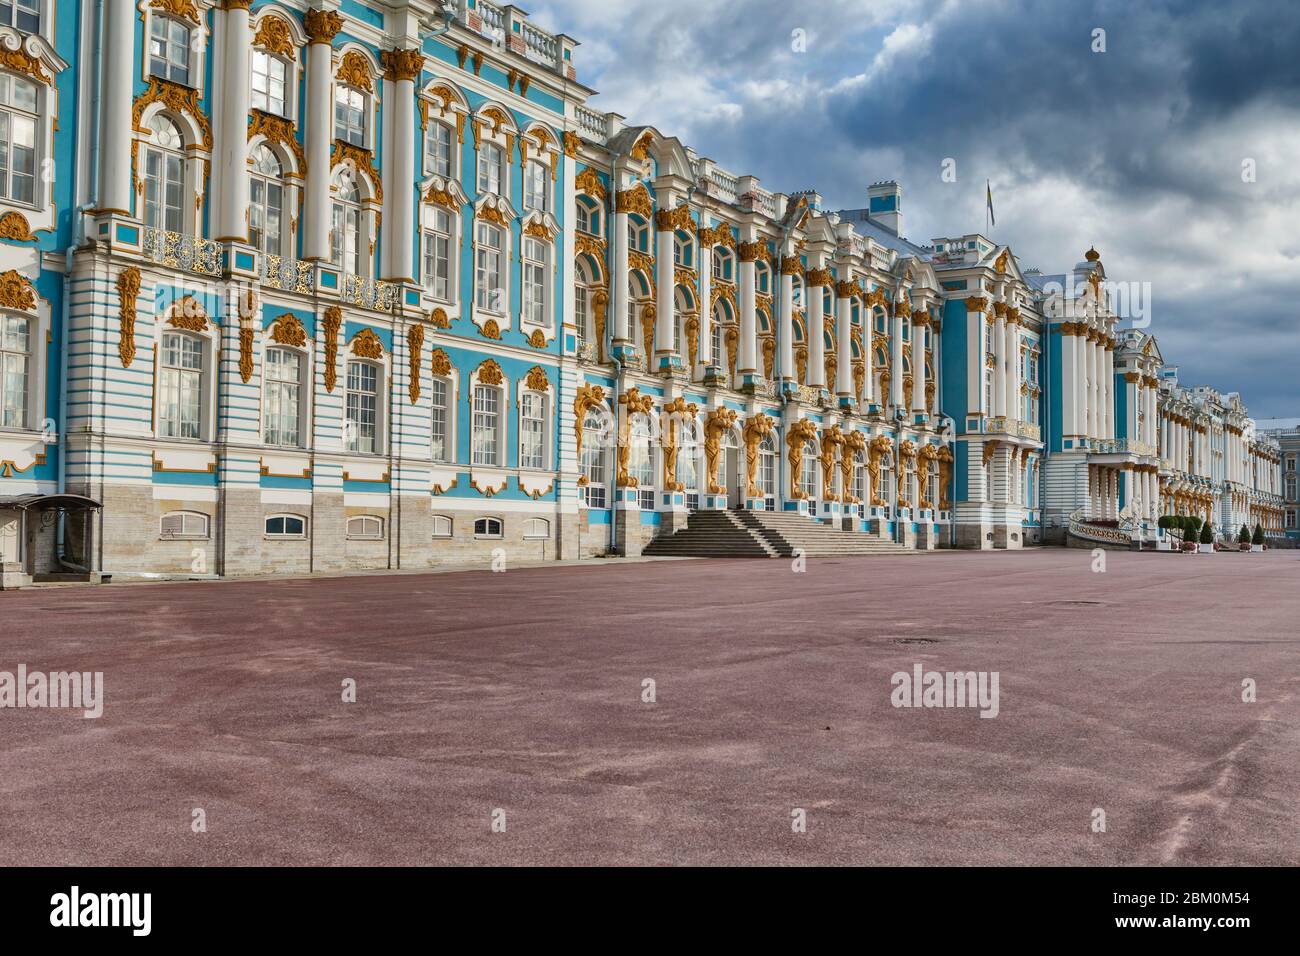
[476,142,502,196]
[522,237,547,326]
[334,86,367,146]
[0,74,37,205]
[158,332,203,439]
[472,384,500,466]
[581,426,605,509]
[575,286,589,349]
[143,147,185,233]
[263,347,302,446]
[520,392,546,470]
[475,222,503,312]
[425,122,453,178]
[345,361,378,453]
[149,16,193,86]
[0,0,40,33]
[523,160,547,211]
[331,202,360,274]
[249,176,283,256]
[430,377,449,462]
[250,51,288,116]
[422,208,451,301]
[1,315,30,429]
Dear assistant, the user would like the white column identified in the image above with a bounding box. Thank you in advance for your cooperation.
[806,266,825,390]
[911,315,927,414]
[561,135,577,347]
[738,245,758,377]
[992,311,1007,417]
[381,49,422,281]
[612,204,631,347]
[303,10,342,260]
[1103,344,1115,438]
[835,282,852,400]
[697,237,712,371]
[100,0,136,215]
[216,0,252,241]
[654,212,676,370]
[1005,319,1020,420]
[778,254,795,383]
[890,307,904,410]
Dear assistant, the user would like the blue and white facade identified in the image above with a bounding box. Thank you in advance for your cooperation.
[0,1,1284,582]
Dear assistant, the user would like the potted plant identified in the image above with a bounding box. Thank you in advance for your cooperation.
[1239,524,1252,552]
[1156,515,1174,550]
[1252,523,1265,553]
[1198,521,1214,553]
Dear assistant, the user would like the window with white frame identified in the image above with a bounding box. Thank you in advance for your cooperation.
[0,0,40,33]
[627,217,648,253]
[265,514,306,538]
[576,195,600,235]
[346,515,384,540]
[476,141,503,196]
[711,320,723,373]
[149,16,194,86]
[158,331,203,439]
[879,455,893,505]
[474,221,504,312]
[431,514,453,538]
[160,510,209,540]
[334,84,367,146]
[580,410,607,508]
[1286,475,1296,500]
[523,517,550,539]
[852,453,867,504]
[522,236,548,327]
[143,115,185,233]
[249,145,284,256]
[674,233,693,267]
[471,383,501,466]
[800,441,817,499]
[430,375,451,462]
[677,421,700,508]
[473,516,502,538]
[425,121,454,178]
[1286,509,1296,529]
[523,159,547,211]
[630,416,655,510]
[519,390,547,470]
[331,171,362,274]
[712,246,733,282]
[263,346,302,447]
[421,206,452,301]
[0,73,37,206]
[575,285,589,350]
[251,50,289,116]
[1,314,30,429]
[928,458,940,509]
[759,434,776,504]
[717,429,737,492]
[345,360,379,453]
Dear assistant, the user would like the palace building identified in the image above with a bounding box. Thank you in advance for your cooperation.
[0,0,1284,584]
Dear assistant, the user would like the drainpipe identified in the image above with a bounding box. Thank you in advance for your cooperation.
[604,138,634,556]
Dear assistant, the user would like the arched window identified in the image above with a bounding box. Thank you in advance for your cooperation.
[334,83,367,146]
[473,516,503,538]
[471,381,502,466]
[712,246,734,282]
[852,449,868,504]
[581,409,608,508]
[879,454,893,505]
[717,428,738,492]
[523,517,550,539]
[425,120,454,178]
[758,434,776,507]
[674,231,693,267]
[431,514,453,538]
[800,440,818,500]
[346,515,384,540]
[575,258,598,350]
[0,313,30,428]
[263,346,303,447]
[0,72,38,205]
[627,217,648,253]
[345,360,380,453]
[331,170,362,274]
[265,514,307,538]
[158,331,203,439]
[160,510,209,540]
[251,50,289,116]
[576,195,601,235]
[756,261,771,295]
[522,236,549,327]
[249,145,284,256]
[927,456,940,509]
[149,15,194,85]
[677,417,700,508]
[630,414,655,510]
[143,115,185,233]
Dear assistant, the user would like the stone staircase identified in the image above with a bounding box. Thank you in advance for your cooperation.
[644,508,915,558]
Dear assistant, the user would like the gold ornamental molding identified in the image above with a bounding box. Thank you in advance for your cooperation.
[269,313,307,347]
[804,267,832,287]
[573,383,606,484]
[331,139,382,203]
[819,425,844,501]
[563,130,582,158]
[407,323,424,404]
[476,202,511,228]
[866,435,892,506]
[703,407,738,495]
[964,295,988,313]
[423,84,467,142]
[615,184,653,219]
[841,430,866,504]
[304,8,343,44]
[479,318,501,340]
[660,397,698,492]
[249,110,306,174]
[150,0,200,23]
[166,295,209,332]
[114,268,141,368]
[429,307,451,329]
[629,130,655,162]
[785,418,818,500]
[742,413,775,499]
[349,327,384,359]
[523,219,555,242]
[524,366,551,391]
[0,42,51,86]
[381,48,424,83]
[239,326,255,383]
[616,387,655,487]
[574,166,605,200]
[0,268,36,312]
[738,240,770,263]
[336,50,374,92]
[575,233,606,262]
[429,347,451,377]
[253,14,298,58]
[697,222,735,247]
[655,204,693,233]
[994,249,1009,274]
[132,78,213,150]
[321,307,342,392]
[476,358,504,385]
[424,183,460,212]
[779,255,802,276]
[526,328,549,349]
[834,279,860,298]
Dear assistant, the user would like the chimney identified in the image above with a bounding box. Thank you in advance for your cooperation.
[868,180,902,236]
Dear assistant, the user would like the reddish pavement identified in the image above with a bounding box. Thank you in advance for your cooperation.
[1,548,1297,866]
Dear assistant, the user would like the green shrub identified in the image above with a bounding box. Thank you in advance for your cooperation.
[1158,515,1173,530]
[1239,524,1251,545]
[1200,522,1213,544]
[1253,523,1264,545]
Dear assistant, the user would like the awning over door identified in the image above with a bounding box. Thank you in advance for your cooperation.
[0,494,103,512]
